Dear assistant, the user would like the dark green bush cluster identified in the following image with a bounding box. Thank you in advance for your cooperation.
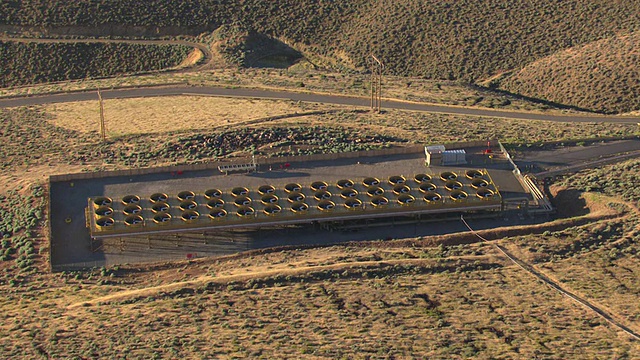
[66,125,405,167]
[0,41,191,87]
[159,126,406,160]
[560,159,640,203]
[0,184,45,273]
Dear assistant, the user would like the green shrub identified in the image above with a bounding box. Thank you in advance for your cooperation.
[0,42,191,87]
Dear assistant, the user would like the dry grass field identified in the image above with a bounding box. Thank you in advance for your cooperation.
[44,96,331,136]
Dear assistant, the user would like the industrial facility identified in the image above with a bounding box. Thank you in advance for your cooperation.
[49,140,550,269]
[87,168,502,238]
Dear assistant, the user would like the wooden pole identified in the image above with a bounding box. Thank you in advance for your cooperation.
[98,88,106,142]
[370,54,384,113]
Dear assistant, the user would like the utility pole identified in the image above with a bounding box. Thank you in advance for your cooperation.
[369,54,384,113]
[369,0,385,113]
[98,88,106,142]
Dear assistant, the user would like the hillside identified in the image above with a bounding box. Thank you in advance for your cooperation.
[0,41,191,87]
[1,1,639,81]
[497,31,640,114]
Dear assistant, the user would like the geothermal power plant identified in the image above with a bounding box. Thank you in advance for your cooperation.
[87,168,502,238]
[48,140,550,269]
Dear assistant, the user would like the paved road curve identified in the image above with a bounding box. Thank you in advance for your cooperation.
[1,85,638,124]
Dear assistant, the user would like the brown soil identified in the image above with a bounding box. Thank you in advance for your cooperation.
[178,48,204,68]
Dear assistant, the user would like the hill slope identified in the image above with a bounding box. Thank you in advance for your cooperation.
[0,41,191,87]
[1,1,639,81]
[497,31,640,114]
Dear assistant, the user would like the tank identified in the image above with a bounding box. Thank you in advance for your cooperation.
[124,215,144,227]
[206,198,225,209]
[471,178,489,189]
[92,196,112,209]
[179,200,198,211]
[258,185,276,195]
[466,169,484,179]
[152,212,172,225]
[261,194,279,205]
[450,190,468,201]
[414,173,431,183]
[314,190,332,201]
[121,194,140,205]
[440,171,458,181]
[231,187,249,197]
[337,179,354,189]
[419,182,437,193]
[95,216,115,229]
[310,181,328,191]
[476,188,495,200]
[389,175,406,185]
[363,177,380,187]
[123,204,143,215]
[152,201,170,213]
[177,191,195,201]
[291,202,309,214]
[340,188,358,198]
[181,210,200,222]
[317,200,336,212]
[393,184,411,195]
[150,192,168,203]
[234,196,252,207]
[285,183,302,193]
[209,208,227,220]
[287,192,306,203]
[370,196,389,207]
[204,188,223,199]
[344,198,363,210]
[94,206,113,218]
[263,204,282,216]
[366,186,384,197]
[236,206,255,217]
[397,194,416,205]
[444,180,463,191]
[424,192,442,203]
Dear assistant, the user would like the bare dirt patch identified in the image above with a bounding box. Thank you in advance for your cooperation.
[178,48,204,68]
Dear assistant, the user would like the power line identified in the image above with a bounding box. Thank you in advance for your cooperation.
[460,215,640,341]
